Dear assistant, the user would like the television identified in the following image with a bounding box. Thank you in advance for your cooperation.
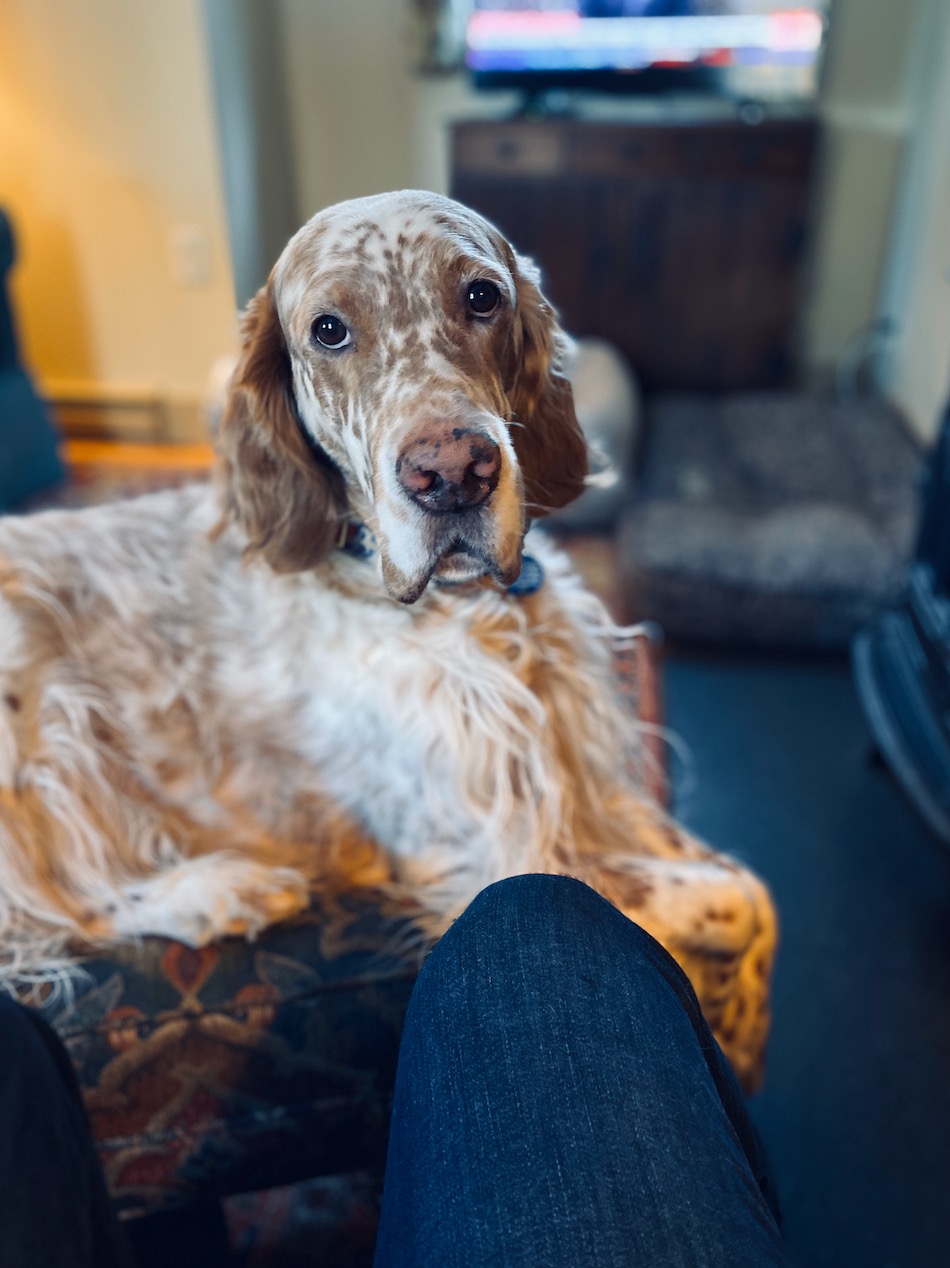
[465,1,830,105]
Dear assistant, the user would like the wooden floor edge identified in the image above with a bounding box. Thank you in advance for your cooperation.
[63,440,216,470]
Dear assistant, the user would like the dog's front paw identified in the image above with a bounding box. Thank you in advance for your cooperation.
[112,857,311,946]
[218,866,312,939]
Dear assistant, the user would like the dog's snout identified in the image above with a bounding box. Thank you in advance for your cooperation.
[396,429,501,514]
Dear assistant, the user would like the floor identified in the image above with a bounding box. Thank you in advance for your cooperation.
[662,648,950,1268]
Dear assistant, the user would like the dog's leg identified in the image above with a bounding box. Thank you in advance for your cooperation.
[566,797,776,1093]
[106,854,312,947]
[102,800,396,949]
[594,851,774,1092]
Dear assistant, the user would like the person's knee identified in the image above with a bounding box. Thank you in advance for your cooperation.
[429,873,666,984]
[460,872,666,949]
[463,873,612,936]
[407,874,699,1063]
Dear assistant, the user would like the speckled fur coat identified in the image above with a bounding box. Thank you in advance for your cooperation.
[0,192,775,1088]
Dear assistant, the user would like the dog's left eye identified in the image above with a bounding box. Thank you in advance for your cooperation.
[466,280,500,318]
[312,314,351,349]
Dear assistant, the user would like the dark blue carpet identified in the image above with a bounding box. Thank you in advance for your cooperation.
[664,652,950,1268]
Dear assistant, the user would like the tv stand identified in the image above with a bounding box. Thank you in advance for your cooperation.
[509,91,576,122]
[451,114,818,391]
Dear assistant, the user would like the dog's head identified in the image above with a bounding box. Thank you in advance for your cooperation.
[217,190,587,603]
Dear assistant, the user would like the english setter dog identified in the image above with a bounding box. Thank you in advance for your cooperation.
[0,191,775,1088]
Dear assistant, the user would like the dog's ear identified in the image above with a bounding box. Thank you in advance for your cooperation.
[215,280,347,572]
[506,252,588,516]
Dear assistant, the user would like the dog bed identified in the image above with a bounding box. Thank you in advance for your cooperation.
[618,392,925,650]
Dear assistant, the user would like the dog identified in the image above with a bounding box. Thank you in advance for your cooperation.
[0,191,775,1088]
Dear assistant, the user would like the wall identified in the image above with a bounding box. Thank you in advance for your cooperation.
[0,0,238,441]
[800,0,923,379]
[875,0,950,442]
[279,0,418,220]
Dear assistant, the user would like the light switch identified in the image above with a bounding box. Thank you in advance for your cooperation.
[169,224,213,288]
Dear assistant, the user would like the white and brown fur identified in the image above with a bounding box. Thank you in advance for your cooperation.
[0,191,775,1088]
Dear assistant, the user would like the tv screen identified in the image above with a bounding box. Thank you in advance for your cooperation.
[465,1,830,103]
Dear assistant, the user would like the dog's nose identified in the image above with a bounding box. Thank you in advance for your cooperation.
[396,429,501,514]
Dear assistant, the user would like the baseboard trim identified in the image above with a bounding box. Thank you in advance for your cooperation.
[43,381,209,445]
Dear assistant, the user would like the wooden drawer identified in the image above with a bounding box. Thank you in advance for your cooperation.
[568,121,817,180]
[455,119,817,182]
[452,123,566,176]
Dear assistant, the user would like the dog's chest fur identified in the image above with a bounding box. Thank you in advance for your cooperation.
[0,484,604,883]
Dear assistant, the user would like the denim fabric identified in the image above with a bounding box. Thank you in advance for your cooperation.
[373,874,785,1268]
[0,997,131,1268]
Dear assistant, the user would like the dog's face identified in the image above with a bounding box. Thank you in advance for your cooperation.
[217,191,587,603]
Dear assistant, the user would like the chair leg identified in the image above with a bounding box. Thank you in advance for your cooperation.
[124,1199,231,1268]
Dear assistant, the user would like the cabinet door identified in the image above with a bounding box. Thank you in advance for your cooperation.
[450,173,607,332]
[597,170,811,389]
[452,122,816,391]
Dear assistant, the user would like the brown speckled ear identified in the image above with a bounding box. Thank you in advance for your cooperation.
[505,250,588,516]
[215,281,347,572]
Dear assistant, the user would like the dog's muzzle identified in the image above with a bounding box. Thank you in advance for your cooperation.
[377,418,523,604]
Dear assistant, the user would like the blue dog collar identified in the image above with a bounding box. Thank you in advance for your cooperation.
[506,554,545,595]
[336,520,378,561]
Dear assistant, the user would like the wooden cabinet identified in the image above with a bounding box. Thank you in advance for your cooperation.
[451,117,819,392]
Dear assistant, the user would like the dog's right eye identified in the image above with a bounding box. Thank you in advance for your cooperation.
[312,315,351,349]
[466,279,500,318]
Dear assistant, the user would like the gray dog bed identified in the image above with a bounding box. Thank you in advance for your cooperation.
[617,393,925,650]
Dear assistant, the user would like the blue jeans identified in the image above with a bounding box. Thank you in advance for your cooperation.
[373,874,785,1267]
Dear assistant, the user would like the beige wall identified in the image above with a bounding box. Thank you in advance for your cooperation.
[279,0,418,220]
[801,0,923,376]
[875,0,950,442]
[0,0,238,440]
